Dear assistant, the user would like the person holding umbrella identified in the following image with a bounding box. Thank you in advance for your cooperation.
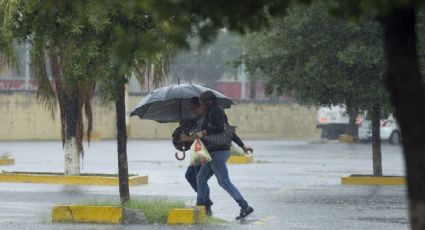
[195,91,254,220]
[177,97,253,216]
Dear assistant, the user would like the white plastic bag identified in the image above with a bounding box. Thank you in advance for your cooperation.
[190,138,212,166]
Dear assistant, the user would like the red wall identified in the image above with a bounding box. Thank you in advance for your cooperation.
[214,81,266,100]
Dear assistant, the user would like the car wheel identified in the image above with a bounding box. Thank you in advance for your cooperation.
[389,131,401,144]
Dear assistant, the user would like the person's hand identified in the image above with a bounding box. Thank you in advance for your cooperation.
[242,145,254,154]
[195,131,204,138]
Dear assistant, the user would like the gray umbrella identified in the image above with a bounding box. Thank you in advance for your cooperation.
[129,83,233,123]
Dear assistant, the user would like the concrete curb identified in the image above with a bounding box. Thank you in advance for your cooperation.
[52,205,148,224]
[227,155,254,164]
[339,134,353,143]
[341,175,405,186]
[0,172,148,186]
[167,206,206,224]
[0,158,14,166]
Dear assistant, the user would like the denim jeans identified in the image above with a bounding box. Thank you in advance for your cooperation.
[185,165,213,207]
[196,150,248,209]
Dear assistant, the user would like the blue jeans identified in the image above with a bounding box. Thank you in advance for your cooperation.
[185,165,213,207]
[196,150,248,209]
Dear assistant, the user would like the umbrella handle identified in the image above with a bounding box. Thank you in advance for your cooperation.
[175,148,186,161]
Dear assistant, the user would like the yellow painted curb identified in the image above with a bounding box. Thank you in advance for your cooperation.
[227,155,253,164]
[167,206,206,224]
[339,134,353,143]
[52,205,122,224]
[0,158,14,166]
[0,173,148,186]
[341,175,405,186]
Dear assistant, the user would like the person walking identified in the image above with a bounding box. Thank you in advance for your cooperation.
[195,91,254,220]
[177,97,253,216]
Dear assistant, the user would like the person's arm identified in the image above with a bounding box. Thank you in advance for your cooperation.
[232,132,245,148]
[232,132,254,154]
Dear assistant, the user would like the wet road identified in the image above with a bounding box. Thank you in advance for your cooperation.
[0,140,408,229]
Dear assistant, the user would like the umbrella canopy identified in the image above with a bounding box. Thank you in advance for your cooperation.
[130,83,233,123]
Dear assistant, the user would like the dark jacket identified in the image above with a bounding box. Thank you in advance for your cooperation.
[201,105,244,151]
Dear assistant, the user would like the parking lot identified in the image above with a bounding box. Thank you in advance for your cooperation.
[0,140,408,230]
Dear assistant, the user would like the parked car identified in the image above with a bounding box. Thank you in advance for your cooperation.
[316,105,359,139]
[358,115,401,144]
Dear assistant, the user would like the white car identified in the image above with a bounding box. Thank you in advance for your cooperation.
[358,116,401,144]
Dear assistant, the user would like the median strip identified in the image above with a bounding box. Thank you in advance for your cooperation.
[227,155,254,164]
[167,206,206,224]
[0,172,148,186]
[52,205,147,224]
[341,175,405,186]
[0,158,14,166]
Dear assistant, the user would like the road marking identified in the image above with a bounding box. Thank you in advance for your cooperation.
[254,215,277,225]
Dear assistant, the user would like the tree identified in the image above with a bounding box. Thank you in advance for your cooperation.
[241,2,388,175]
[93,2,174,204]
[11,0,108,175]
[169,32,241,87]
[7,0,173,204]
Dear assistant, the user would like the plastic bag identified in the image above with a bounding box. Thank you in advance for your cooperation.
[190,138,212,166]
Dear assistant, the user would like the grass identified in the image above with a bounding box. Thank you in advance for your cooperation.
[87,198,186,224]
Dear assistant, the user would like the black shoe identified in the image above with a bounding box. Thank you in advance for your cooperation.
[236,206,253,220]
[206,206,213,216]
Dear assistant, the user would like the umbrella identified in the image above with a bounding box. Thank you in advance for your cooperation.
[129,83,233,123]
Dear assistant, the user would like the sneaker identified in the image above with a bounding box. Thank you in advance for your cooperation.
[206,206,213,216]
[236,206,253,220]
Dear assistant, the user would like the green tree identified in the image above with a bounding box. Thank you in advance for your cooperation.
[7,0,173,203]
[169,32,241,87]
[242,2,388,175]
[11,0,107,175]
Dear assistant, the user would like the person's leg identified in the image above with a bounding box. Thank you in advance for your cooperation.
[185,166,198,192]
[196,163,213,206]
[209,150,249,209]
[210,150,254,219]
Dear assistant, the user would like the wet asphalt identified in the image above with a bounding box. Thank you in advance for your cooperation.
[0,140,408,230]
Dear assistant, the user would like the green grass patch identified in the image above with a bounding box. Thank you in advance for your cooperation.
[86,198,186,224]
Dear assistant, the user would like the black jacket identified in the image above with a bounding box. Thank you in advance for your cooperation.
[201,105,244,151]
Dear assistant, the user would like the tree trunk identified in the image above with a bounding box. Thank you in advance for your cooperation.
[116,80,130,204]
[371,105,382,176]
[381,7,425,230]
[249,75,256,100]
[64,96,80,175]
[346,106,359,142]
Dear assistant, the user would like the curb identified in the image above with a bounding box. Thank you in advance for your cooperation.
[227,155,253,164]
[341,175,405,186]
[167,206,206,224]
[0,172,148,186]
[0,158,14,166]
[339,134,353,143]
[52,205,147,224]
